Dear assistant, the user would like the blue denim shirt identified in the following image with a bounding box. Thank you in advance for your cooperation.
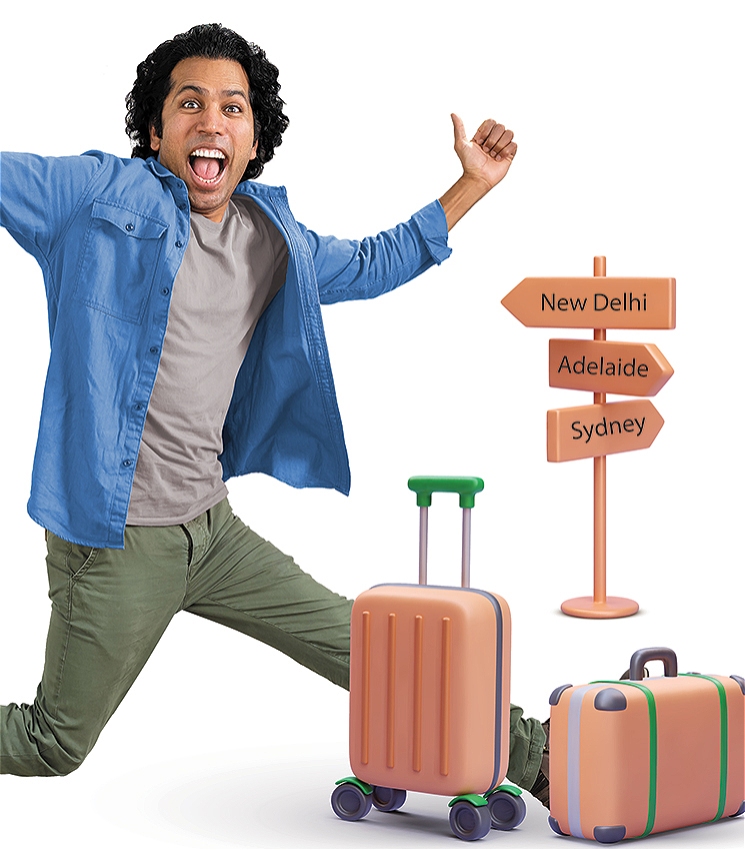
[0,151,451,548]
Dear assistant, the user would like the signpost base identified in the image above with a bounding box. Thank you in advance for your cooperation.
[561,596,639,619]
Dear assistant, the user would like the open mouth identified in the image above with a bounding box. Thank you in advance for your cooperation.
[188,148,227,184]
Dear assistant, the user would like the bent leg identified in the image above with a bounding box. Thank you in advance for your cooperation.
[0,527,187,776]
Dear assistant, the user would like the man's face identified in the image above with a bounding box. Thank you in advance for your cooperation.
[150,56,258,222]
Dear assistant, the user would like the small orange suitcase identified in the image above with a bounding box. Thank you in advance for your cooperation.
[331,476,523,841]
[548,647,745,843]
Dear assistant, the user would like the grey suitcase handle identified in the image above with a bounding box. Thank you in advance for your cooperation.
[629,647,678,680]
[408,476,484,588]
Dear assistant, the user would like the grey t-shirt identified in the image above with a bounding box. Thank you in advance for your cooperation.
[127,197,288,526]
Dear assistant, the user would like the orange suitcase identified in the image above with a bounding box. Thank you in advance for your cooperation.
[331,476,523,841]
[548,647,745,843]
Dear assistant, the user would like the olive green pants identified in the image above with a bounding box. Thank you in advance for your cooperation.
[0,498,544,785]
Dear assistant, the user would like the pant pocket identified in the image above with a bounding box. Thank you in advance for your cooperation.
[67,545,99,582]
[46,532,100,583]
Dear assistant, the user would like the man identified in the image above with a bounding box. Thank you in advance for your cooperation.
[0,23,548,804]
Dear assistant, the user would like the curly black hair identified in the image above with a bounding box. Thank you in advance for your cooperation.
[125,23,289,181]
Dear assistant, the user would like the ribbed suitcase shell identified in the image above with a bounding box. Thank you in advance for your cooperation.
[549,667,745,842]
[349,584,511,797]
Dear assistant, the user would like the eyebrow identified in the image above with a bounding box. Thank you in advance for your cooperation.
[175,84,249,102]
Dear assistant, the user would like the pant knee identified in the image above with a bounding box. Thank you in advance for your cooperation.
[40,743,88,777]
[0,702,93,777]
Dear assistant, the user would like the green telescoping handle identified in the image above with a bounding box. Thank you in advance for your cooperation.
[407,476,485,587]
[407,476,485,508]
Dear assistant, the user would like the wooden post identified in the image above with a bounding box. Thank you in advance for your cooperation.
[560,257,640,619]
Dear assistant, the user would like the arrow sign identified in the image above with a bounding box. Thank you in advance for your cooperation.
[502,277,676,329]
[549,339,674,396]
[547,399,664,462]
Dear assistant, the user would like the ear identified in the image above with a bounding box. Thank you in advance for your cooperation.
[248,138,258,161]
[149,124,161,153]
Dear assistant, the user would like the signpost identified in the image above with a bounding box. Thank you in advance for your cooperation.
[502,257,675,618]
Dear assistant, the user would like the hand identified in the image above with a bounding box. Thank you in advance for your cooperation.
[451,114,517,191]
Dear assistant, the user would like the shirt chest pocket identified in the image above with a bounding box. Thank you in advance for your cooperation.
[73,199,168,323]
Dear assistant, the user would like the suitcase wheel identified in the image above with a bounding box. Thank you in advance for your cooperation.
[549,816,569,836]
[449,800,492,841]
[370,785,407,812]
[330,782,373,821]
[487,790,527,831]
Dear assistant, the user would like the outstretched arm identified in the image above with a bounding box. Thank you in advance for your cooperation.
[438,114,517,230]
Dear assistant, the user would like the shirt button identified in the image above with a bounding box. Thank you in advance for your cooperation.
[125,223,134,232]
[175,240,183,248]
[134,403,144,411]
[161,287,170,296]
[123,459,133,467]
[149,346,158,354]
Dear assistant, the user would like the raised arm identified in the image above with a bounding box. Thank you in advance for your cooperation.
[438,114,517,230]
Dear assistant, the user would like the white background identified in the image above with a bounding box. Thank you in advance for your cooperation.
[1,1,742,847]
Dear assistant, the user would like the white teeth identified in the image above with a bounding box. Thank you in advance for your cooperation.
[191,148,225,159]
